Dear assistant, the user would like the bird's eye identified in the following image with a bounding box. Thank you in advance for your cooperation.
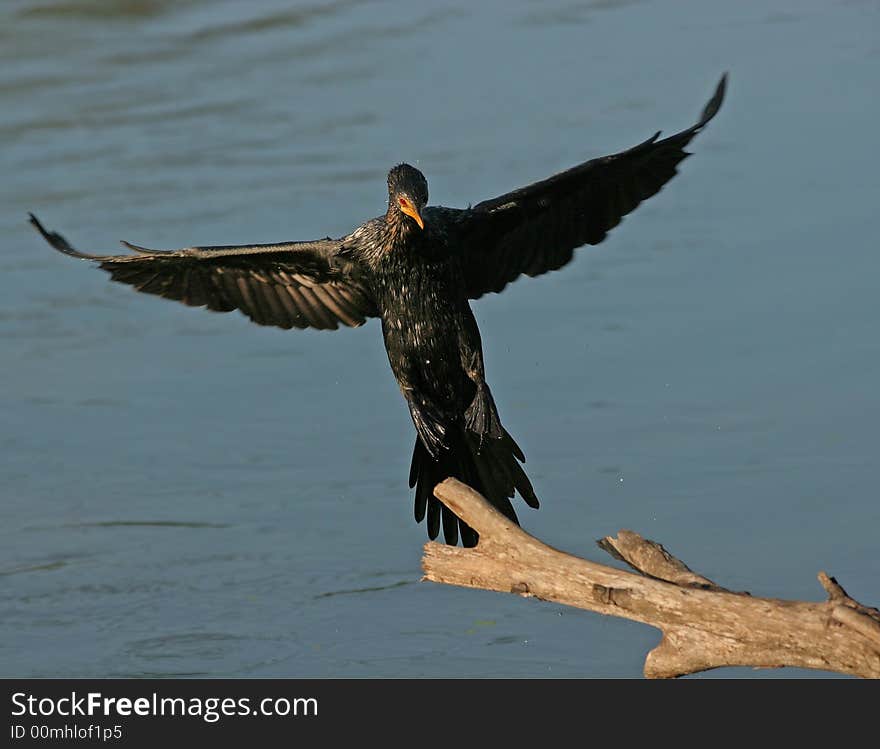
[399,197,408,208]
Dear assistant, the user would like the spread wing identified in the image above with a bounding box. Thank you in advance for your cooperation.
[30,214,377,330]
[458,74,727,299]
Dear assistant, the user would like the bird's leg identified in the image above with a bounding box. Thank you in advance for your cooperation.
[406,397,449,459]
[462,350,504,443]
[457,308,504,444]
[397,373,448,460]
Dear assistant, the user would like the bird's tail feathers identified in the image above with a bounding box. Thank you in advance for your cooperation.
[410,424,539,547]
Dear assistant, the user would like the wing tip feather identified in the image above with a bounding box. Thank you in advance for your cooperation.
[698,72,728,129]
[28,212,102,260]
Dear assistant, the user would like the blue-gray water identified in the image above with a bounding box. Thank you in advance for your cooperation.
[1,0,877,678]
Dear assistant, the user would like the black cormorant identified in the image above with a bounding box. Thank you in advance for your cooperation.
[30,75,727,547]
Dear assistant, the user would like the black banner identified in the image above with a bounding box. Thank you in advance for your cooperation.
[1,679,865,745]
[6,679,593,744]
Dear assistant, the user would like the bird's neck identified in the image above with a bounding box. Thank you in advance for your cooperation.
[385,206,418,245]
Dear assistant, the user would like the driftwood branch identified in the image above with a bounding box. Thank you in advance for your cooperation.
[421,478,880,678]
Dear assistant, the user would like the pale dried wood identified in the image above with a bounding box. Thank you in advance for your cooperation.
[421,478,880,679]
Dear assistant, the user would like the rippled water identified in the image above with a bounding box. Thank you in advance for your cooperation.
[2,0,878,678]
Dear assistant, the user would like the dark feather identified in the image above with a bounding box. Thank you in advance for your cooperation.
[29,215,378,332]
[457,74,727,298]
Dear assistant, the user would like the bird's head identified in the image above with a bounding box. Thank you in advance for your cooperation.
[387,163,428,230]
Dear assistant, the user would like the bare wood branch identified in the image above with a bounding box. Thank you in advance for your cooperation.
[818,571,880,647]
[422,478,880,679]
[597,530,724,591]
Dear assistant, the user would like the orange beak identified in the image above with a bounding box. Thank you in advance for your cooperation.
[399,198,424,230]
